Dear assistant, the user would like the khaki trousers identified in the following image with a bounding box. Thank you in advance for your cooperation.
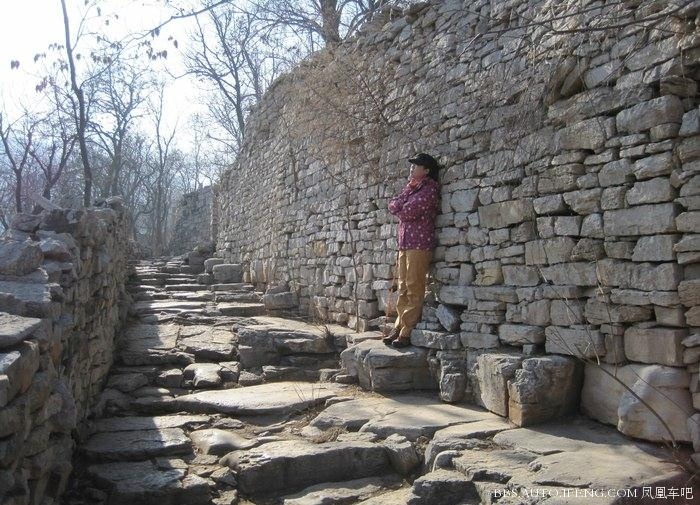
[393,249,432,338]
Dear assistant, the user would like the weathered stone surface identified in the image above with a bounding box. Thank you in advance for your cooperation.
[183,363,222,388]
[0,239,43,276]
[410,329,461,350]
[0,312,45,349]
[86,460,211,505]
[282,477,399,505]
[381,434,420,476]
[477,200,534,229]
[189,428,257,455]
[92,415,210,433]
[309,394,498,441]
[170,382,342,416]
[263,291,297,310]
[545,326,605,358]
[406,469,477,505]
[475,353,523,416]
[603,203,677,236]
[632,152,676,180]
[616,96,684,133]
[82,428,192,461]
[624,326,687,366]
[507,356,582,426]
[626,177,675,205]
[555,117,609,150]
[424,419,514,469]
[226,440,390,495]
[340,339,433,392]
[453,447,537,483]
[435,304,460,332]
[212,263,244,283]
[632,235,677,261]
[498,324,544,345]
[177,325,236,360]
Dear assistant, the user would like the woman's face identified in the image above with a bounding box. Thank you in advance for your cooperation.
[410,164,428,179]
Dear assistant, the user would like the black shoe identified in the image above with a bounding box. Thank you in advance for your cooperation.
[391,337,411,348]
[382,328,400,346]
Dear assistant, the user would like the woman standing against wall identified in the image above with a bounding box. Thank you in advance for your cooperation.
[384,153,441,348]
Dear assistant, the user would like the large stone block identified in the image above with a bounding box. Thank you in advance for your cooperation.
[212,263,244,283]
[475,353,522,416]
[545,326,605,359]
[632,152,675,180]
[507,356,583,426]
[498,324,544,345]
[597,259,681,291]
[616,96,684,133]
[603,203,677,236]
[555,117,611,150]
[478,200,534,229]
[618,365,693,443]
[624,326,687,366]
[438,285,474,306]
[679,280,700,307]
[0,239,43,276]
[539,263,598,286]
[631,235,677,262]
[626,177,675,205]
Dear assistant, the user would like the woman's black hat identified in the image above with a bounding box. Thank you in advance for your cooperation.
[408,153,439,170]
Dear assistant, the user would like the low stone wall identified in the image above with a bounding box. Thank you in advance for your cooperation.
[215,0,699,454]
[168,186,214,256]
[0,199,133,505]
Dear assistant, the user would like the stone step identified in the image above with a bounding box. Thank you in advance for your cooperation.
[237,316,354,368]
[308,394,500,441]
[164,283,209,291]
[211,283,255,292]
[280,476,403,505]
[340,339,435,392]
[82,427,192,462]
[133,300,208,315]
[224,439,391,496]
[86,460,211,505]
[216,302,266,317]
[131,381,342,417]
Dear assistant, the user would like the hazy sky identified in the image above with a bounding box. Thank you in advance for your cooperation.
[0,0,205,145]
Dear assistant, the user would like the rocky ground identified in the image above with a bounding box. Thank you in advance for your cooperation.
[61,259,696,505]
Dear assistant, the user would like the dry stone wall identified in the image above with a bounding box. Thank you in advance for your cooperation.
[0,199,132,505]
[216,0,700,454]
[167,186,215,255]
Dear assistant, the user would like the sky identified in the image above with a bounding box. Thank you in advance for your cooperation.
[0,0,206,146]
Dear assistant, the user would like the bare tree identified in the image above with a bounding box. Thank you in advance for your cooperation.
[0,113,37,214]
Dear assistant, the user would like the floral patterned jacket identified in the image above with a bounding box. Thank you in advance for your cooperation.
[388,176,440,250]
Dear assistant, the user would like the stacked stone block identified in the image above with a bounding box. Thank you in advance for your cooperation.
[214,0,699,459]
[0,200,132,504]
[167,186,214,256]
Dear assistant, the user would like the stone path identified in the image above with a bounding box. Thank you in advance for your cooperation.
[61,258,696,505]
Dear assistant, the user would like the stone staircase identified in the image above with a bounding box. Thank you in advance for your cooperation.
[60,258,696,505]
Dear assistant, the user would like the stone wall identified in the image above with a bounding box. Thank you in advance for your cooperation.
[168,186,214,256]
[215,0,699,452]
[0,199,133,504]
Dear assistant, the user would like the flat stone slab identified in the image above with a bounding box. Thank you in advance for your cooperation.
[133,300,207,314]
[87,460,210,505]
[490,418,689,493]
[282,476,401,505]
[310,394,499,440]
[92,415,210,433]
[492,417,668,456]
[177,325,236,360]
[453,448,538,483]
[0,280,54,318]
[424,418,516,468]
[118,324,193,365]
[189,428,258,455]
[217,302,266,317]
[226,440,390,495]
[166,381,343,416]
[83,427,192,461]
[0,312,45,349]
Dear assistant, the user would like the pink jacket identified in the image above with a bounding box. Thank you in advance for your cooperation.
[388,176,439,250]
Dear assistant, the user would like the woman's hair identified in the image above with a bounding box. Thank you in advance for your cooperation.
[428,163,442,183]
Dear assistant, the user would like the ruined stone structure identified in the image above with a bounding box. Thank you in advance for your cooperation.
[215,0,700,454]
[0,200,132,504]
[168,186,215,256]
